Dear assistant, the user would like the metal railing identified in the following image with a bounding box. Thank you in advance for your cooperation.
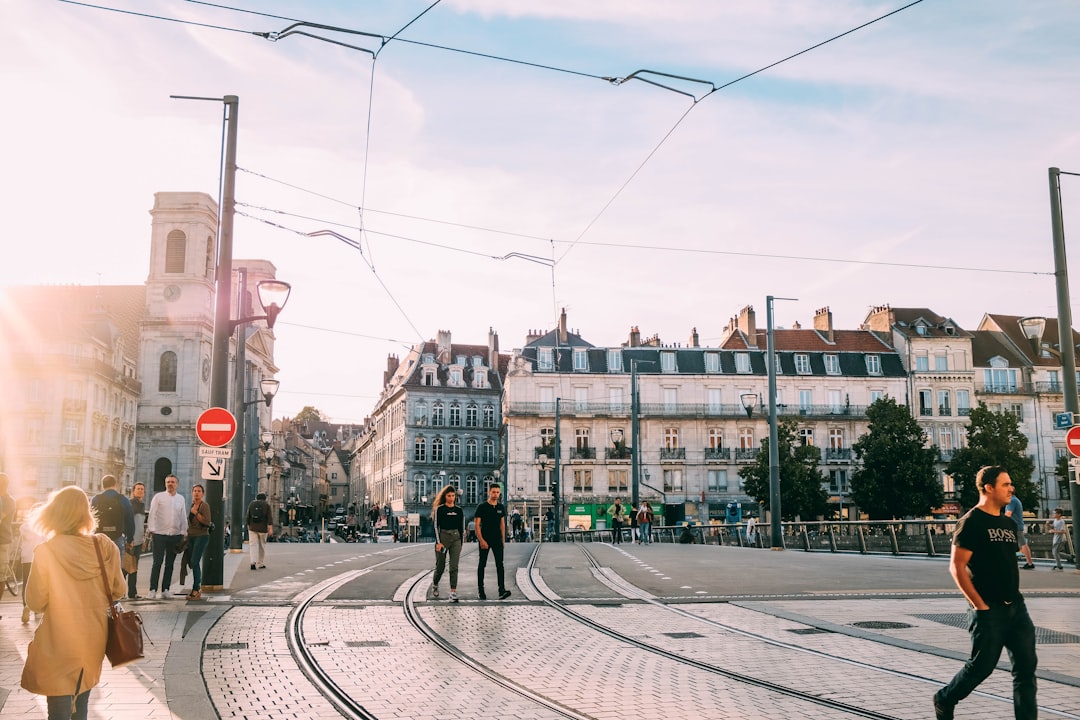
[506,401,870,419]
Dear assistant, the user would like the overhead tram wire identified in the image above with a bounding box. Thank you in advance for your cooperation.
[58,0,256,33]
[554,0,928,264]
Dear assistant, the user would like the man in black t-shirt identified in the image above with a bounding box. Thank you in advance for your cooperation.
[934,466,1037,720]
[474,484,510,600]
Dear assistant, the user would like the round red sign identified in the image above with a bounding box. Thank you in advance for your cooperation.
[196,407,237,447]
[1067,425,1080,458]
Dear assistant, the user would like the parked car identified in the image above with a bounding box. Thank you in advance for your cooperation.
[376,529,395,543]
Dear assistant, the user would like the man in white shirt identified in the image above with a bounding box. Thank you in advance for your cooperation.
[145,475,187,599]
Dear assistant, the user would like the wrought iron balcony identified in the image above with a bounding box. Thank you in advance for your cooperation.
[703,447,731,461]
[825,448,852,462]
[939,449,955,462]
[974,381,1032,395]
[570,447,596,461]
[506,401,869,419]
[534,445,555,459]
[938,405,952,416]
[660,447,686,461]
[605,446,632,461]
[734,448,759,461]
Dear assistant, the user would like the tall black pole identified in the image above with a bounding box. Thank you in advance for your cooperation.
[204,95,239,590]
[630,359,640,509]
[229,269,249,551]
[553,398,561,542]
[767,296,783,550]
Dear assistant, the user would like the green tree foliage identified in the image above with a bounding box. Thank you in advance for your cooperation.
[850,396,942,519]
[739,418,829,520]
[292,406,324,424]
[945,403,1038,511]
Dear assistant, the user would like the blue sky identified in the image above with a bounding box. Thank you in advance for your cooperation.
[4,0,1080,422]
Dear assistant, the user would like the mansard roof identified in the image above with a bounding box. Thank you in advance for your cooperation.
[980,313,1080,368]
[970,330,1029,369]
[887,307,972,339]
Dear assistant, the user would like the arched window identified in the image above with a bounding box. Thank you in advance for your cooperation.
[482,438,496,464]
[153,457,173,492]
[465,438,478,463]
[414,401,428,425]
[483,405,496,428]
[414,473,427,503]
[449,402,462,426]
[205,235,215,278]
[448,437,461,463]
[165,230,186,274]
[158,351,177,392]
[465,403,479,427]
[432,402,445,427]
[414,436,427,462]
[465,474,479,504]
[431,437,444,463]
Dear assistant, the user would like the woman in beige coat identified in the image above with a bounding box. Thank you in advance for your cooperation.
[21,485,126,720]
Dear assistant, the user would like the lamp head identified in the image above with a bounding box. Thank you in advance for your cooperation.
[740,393,758,419]
[259,378,279,406]
[1018,316,1046,355]
[256,279,291,329]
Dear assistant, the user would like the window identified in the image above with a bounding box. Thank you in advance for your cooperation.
[958,425,968,448]
[574,349,588,372]
[431,437,444,463]
[829,470,849,495]
[738,427,754,449]
[465,438,478,463]
[483,405,496,428]
[540,386,555,412]
[472,356,483,367]
[934,354,948,371]
[735,353,751,373]
[938,390,951,416]
[538,348,554,371]
[432,402,445,427]
[449,369,463,386]
[707,469,727,492]
[828,389,843,413]
[575,427,590,451]
[661,352,676,373]
[663,469,683,492]
[1047,370,1061,391]
[537,468,549,492]
[575,386,588,412]
[707,388,722,413]
[449,403,462,427]
[984,363,1018,392]
[956,390,970,415]
[424,370,436,386]
[866,354,882,375]
[663,387,677,411]
[423,353,435,364]
[448,438,461,463]
[915,354,929,372]
[474,371,487,388]
[63,420,80,445]
[415,436,427,462]
[165,229,186,273]
[414,474,427,503]
[705,353,720,373]
[775,354,783,375]
[464,475,478,505]
[610,386,625,413]
[414,402,428,425]
[158,351,177,393]
[707,428,723,450]
[455,355,466,366]
[794,354,811,374]
[607,350,623,373]
[573,469,593,493]
[939,429,953,452]
[799,389,812,411]
[798,428,813,446]
[828,429,844,449]
[26,418,44,445]
[482,439,496,464]
[609,469,628,493]
[465,403,479,427]
[824,354,840,375]
[1008,403,1024,421]
[664,427,680,449]
[869,390,884,404]
[540,427,555,449]
[919,389,932,416]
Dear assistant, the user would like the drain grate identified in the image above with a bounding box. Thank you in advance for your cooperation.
[852,621,913,630]
[345,640,389,648]
[788,628,833,635]
[205,642,248,650]
[913,613,1080,644]
[663,632,705,639]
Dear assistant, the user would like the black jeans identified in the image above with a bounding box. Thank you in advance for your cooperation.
[937,598,1038,720]
[477,542,505,593]
[611,520,623,543]
[149,533,182,592]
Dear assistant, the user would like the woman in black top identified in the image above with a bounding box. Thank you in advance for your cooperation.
[431,485,465,603]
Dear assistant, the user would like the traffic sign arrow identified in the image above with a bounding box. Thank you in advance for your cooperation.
[202,457,225,481]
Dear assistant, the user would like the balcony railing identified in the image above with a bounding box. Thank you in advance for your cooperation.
[734,448,759,461]
[1034,381,1063,394]
[660,447,686,460]
[974,381,1033,395]
[534,445,555,459]
[957,407,971,416]
[919,408,933,417]
[825,448,852,462]
[939,449,955,462]
[938,405,952,416]
[570,447,596,461]
[605,447,632,461]
[704,447,731,461]
[506,401,869,419]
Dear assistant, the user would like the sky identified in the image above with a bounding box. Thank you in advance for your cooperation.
[4,0,1080,424]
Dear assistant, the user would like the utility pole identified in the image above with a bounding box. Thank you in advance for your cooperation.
[553,398,561,542]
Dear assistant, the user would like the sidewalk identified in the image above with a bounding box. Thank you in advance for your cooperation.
[0,550,248,719]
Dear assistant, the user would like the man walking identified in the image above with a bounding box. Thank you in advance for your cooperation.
[608,497,626,545]
[1050,507,1068,571]
[1003,493,1035,569]
[91,475,134,560]
[127,482,146,599]
[246,492,273,570]
[934,466,1037,720]
[145,475,187,599]
[474,483,510,600]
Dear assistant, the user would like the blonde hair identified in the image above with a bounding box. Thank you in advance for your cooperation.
[431,484,457,514]
[28,485,96,539]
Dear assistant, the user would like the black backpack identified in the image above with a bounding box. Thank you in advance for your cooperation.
[96,492,123,537]
[249,501,266,524]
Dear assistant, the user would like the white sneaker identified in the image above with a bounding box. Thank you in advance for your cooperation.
[147,590,158,600]
[430,583,439,598]
[449,591,459,603]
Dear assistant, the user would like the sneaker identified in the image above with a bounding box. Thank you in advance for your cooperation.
[21,606,30,623]
[147,590,158,600]
[430,583,439,598]
[1021,563,1035,570]
[251,564,257,570]
[127,594,143,600]
[499,589,511,600]
[257,564,266,569]
[449,591,459,603]
[1052,566,1064,571]
[933,693,954,720]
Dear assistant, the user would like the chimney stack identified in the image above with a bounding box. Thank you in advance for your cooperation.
[488,327,499,368]
[558,307,568,344]
[383,354,400,387]
[865,304,893,333]
[436,329,452,363]
[813,306,834,343]
[737,305,758,348]
[689,327,700,348]
[628,325,641,347]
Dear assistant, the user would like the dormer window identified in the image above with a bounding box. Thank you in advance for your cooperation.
[735,353,751,374]
[661,352,676,373]
[794,354,811,374]
[824,354,840,375]
[573,349,588,372]
[423,353,435,364]
[607,350,623,373]
[705,353,720,373]
[944,325,956,336]
[538,348,553,371]
[472,356,483,367]
[865,354,882,375]
[455,355,466,366]
[915,324,927,335]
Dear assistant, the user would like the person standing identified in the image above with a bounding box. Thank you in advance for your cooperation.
[145,474,187,600]
[1050,508,1068,571]
[245,492,273,570]
[184,484,211,600]
[91,475,134,561]
[636,501,654,545]
[745,515,758,547]
[474,484,510,600]
[20,486,126,720]
[0,472,15,593]
[20,507,45,623]
[544,508,555,541]
[1003,494,1035,569]
[608,497,626,545]
[430,484,465,602]
[126,482,146,599]
[934,466,1037,720]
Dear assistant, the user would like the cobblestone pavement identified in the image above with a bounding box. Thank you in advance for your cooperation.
[1,543,1077,719]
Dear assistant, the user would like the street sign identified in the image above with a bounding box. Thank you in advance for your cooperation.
[198,446,233,459]
[1056,411,1075,430]
[202,457,225,481]
[1067,425,1080,457]
[196,407,237,447]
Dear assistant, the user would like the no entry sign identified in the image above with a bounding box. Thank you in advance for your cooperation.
[1067,425,1080,458]
[196,407,237,447]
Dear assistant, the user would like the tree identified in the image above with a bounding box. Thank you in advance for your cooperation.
[850,396,942,519]
[739,418,829,520]
[292,406,325,424]
[946,403,1038,511]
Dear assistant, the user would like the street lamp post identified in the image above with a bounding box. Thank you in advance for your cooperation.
[765,296,797,551]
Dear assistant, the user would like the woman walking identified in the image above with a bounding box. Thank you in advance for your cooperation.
[430,485,465,603]
[185,484,212,600]
[21,486,126,720]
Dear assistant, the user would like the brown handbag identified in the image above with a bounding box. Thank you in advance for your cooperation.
[93,536,146,668]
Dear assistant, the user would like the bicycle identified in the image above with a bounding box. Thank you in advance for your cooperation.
[2,525,21,597]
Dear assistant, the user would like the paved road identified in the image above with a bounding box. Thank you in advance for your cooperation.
[1,541,1077,719]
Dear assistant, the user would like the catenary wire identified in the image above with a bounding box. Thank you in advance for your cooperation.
[58,0,256,33]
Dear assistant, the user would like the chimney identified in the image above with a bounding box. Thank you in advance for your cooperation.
[436,329,452,363]
[558,307,568,344]
[689,327,700,348]
[488,327,499,368]
[865,304,893,333]
[737,305,758,348]
[383,354,400,387]
[628,325,641,348]
[792,320,801,329]
[525,328,542,345]
[814,306,834,343]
